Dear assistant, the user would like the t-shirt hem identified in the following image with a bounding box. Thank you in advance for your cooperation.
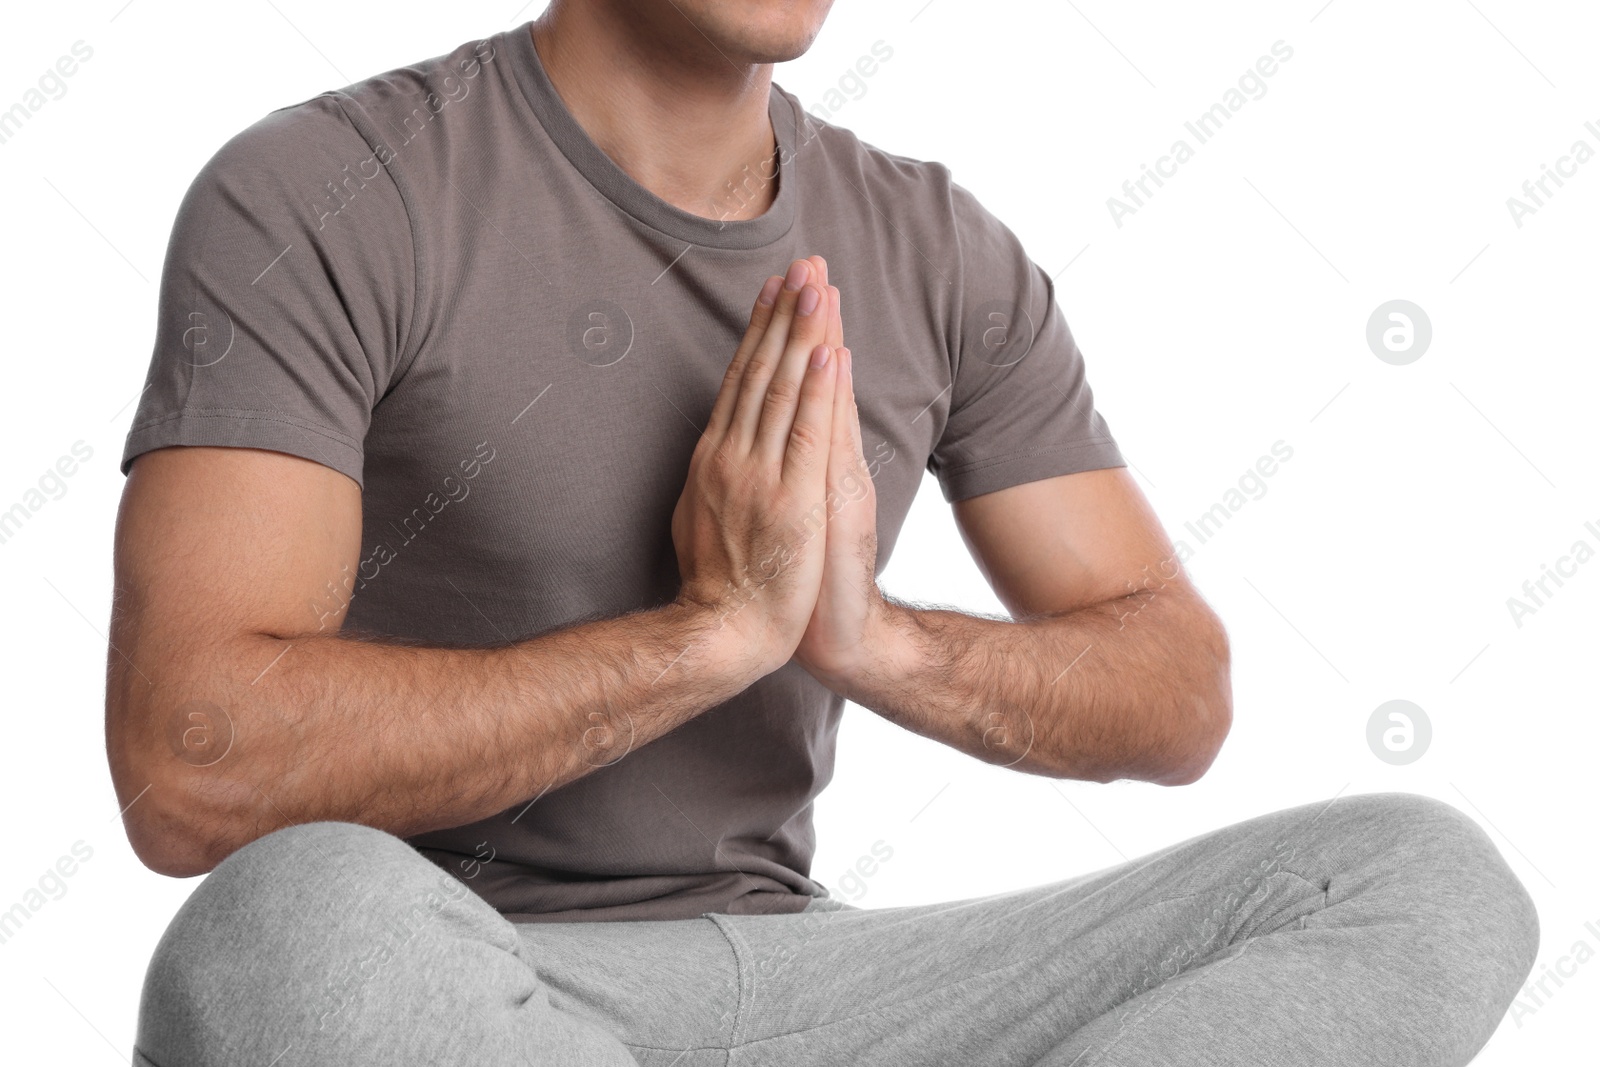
[121,407,365,488]
[936,438,1126,502]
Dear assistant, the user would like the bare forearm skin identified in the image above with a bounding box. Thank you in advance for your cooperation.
[835,582,1232,786]
[109,600,761,876]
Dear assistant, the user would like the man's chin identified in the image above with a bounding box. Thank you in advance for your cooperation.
[690,3,830,66]
[716,32,821,66]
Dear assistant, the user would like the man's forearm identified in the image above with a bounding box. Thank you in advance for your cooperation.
[831,582,1231,785]
[111,599,760,876]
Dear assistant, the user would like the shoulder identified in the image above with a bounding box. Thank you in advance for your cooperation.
[781,86,959,210]
[774,84,1010,272]
[193,93,363,193]
[175,32,517,253]
[194,32,506,195]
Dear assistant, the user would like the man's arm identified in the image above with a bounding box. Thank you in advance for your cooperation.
[788,254,1228,786]
[108,261,842,877]
[799,462,1232,786]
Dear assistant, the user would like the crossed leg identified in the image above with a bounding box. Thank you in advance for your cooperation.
[131,819,739,1067]
[704,792,1539,1067]
[133,792,1539,1067]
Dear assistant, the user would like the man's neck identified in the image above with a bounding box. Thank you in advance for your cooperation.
[529,7,780,224]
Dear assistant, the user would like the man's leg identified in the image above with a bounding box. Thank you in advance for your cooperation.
[132,820,740,1067]
[706,792,1539,1067]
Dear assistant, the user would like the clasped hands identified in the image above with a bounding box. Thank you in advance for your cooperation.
[670,255,888,693]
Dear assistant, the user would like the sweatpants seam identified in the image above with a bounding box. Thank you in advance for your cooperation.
[705,913,751,1048]
[622,1040,731,1054]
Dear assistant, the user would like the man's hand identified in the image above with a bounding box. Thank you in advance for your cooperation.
[671,258,840,677]
[790,256,889,691]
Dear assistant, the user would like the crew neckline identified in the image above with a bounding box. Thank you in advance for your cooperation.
[505,22,798,250]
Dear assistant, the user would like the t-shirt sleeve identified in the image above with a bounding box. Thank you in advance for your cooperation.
[926,180,1124,502]
[120,93,416,489]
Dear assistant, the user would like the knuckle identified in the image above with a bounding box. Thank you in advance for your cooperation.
[787,422,824,454]
[741,356,776,384]
[700,444,735,480]
[764,376,801,407]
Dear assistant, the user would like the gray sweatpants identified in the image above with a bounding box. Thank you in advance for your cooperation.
[132,792,1538,1066]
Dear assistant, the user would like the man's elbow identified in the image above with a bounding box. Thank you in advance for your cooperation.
[1153,693,1232,785]
[1155,614,1233,786]
[122,796,221,878]
[109,695,244,879]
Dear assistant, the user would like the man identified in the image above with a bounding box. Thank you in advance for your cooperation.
[110,2,1537,1064]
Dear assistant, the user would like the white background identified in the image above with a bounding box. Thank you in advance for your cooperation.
[1,0,1595,1061]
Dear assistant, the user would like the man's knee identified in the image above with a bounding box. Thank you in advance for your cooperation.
[1329,793,1540,975]
[226,819,453,895]
[138,821,496,1062]
[151,820,468,954]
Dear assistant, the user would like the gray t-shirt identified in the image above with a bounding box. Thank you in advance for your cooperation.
[121,22,1124,922]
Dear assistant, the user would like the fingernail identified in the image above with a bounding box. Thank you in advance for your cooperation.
[784,260,809,291]
[841,347,852,378]
[757,275,781,307]
[797,285,820,316]
[810,344,831,368]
